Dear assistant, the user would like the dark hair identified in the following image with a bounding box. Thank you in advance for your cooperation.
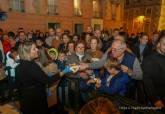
[119,32,128,40]
[19,31,25,35]
[153,31,159,35]
[140,32,149,39]
[90,37,99,44]
[75,40,86,49]
[113,28,119,32]
[67,41,75,47]
[62,33,69,39]
[8,31,15,38]
[10,47,18,53]
[0,28,3,32]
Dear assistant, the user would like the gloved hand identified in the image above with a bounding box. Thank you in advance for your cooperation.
[47,72,54,77]
[62,66,72,74]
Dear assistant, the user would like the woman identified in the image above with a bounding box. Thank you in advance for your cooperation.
[86,37,103,77]
[85,33,92,49]
[66,41,75,56]
[58,33,70,52]
[15,41,49,114]
[86,37,103,60]
[132,33,152,63]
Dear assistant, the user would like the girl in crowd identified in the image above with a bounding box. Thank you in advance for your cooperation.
[85,33,92,49]
[72,34,80,44]
[58,33,70,52]
[66,41,75,56]
[86,37,103,77]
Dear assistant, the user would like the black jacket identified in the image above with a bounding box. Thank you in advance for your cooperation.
[142,52,165,104]
[132,43,152,62]
[15,60,48,114]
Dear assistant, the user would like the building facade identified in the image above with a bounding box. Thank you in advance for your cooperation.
[0,0,124,34]
[124,0,165,35]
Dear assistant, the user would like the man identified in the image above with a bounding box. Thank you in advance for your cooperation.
[80,39,143,80]
[151,31,159,50]
[86,26,93,34]
[45,28,55,47]
[132,33,152,63]
[56,28,62,38]
[15,31,26,48]
[142,35,165,110]
[101,28,119,52]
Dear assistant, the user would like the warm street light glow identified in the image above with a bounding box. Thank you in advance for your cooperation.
[137,16,145,22]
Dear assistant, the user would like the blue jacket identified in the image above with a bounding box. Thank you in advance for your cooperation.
[54,59,66,71]
[98,71,131,96]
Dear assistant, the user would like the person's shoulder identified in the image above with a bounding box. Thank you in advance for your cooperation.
[118,72,131,83]
[66,53,77,60]
[144,52,160,61]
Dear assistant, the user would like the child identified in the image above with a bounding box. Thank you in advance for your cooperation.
[5,47,20,81]
[5,47,20,99]
[87,59,131,96]
[54,51,66,71]
[45,48,73,77]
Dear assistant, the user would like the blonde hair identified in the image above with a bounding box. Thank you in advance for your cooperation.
[18,41,34,61]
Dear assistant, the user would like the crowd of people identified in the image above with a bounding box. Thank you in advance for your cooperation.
[0,27,165,114]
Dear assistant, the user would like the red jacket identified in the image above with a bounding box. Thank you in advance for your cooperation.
[2,40,11,54]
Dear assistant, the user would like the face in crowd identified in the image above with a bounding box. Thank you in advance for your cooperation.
[94,30,101,39]
[157,36,165,55]
[113,29,119,38]
[68,42,75,53]
[90,38,98,51]
[75,42,85,55]
[56,28,62,37]
[86,26,93,33]
[19,32,26,43]
[62,34,70,44]
[49,28,55,36]
[30,44,39,60]
[152,33,159,43]
[140,35,149,45]
[111,40,126,59]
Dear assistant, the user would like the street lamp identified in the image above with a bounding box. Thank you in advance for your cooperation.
[137,15,145,33]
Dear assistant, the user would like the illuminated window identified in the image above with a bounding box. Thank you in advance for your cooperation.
[93,0,102,18]
[48,0,58,15]
[10,0,24,12]
[74,0,82,16]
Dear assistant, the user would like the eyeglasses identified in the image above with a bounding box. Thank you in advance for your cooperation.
[77,46,85,49]
[111,48,124,52]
